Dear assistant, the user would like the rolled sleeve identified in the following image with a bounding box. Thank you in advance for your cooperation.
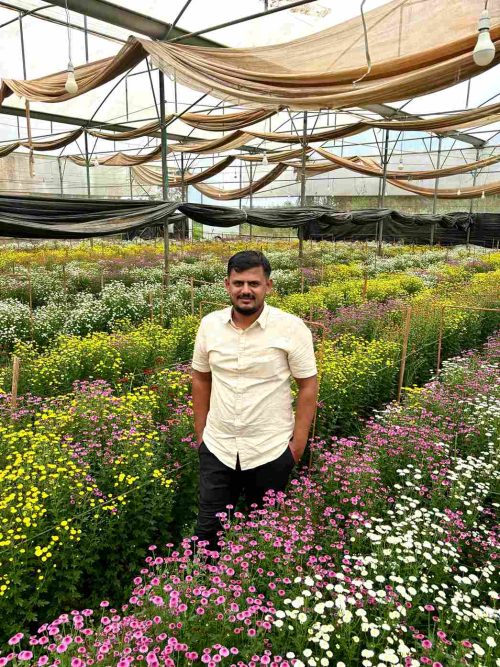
[288,320,317,379]
[192,321,211,373]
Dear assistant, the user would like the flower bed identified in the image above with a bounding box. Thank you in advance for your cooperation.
[2,333,498,664]
[0,245,496,351]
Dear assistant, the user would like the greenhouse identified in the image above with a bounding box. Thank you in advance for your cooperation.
[0,1,499,665]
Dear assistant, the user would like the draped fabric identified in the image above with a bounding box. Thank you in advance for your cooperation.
[132,156,236,187]
[248,124,369,144]
[142,0,500,110]
[0,39,144,105]
[356,156,500,198]
[0,129,84,158]
[169,131,252,154]
[239,147,311,162]
[181,107,279,131]
[0,194,483,239]
[87,121,161,141]
[315,148,500,180]
[68,145,162,167]
[385,176,500,198]
[193,163,287,200]
[86,109,279,139]
[2,1,499,112]
[0,195,180,238]
[0,142,19,158]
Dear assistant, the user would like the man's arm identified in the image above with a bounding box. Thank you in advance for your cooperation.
[289,374,319,463]
[192,369,212,445]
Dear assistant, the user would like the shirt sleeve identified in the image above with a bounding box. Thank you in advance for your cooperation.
[191,319,211,373]
[288,319,317,379]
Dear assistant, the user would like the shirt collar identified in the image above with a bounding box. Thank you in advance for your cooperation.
[223,302,270,329]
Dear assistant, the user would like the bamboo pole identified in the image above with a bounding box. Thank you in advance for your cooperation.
[159,71,170,288]
[436,305,445,377]
[190,277,195,316]
[362,273,368,301]
[149,291,154,322]
[11,355,20,412]
[396,305,412,402]
[305,320,327,468]
[299,111,308,260]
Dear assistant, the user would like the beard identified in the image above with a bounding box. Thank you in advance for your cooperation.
[232,296,260,315]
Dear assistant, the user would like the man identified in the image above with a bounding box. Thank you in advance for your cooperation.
[191,250,318,552]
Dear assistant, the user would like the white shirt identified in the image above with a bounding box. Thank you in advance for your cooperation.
[191,302,317,470]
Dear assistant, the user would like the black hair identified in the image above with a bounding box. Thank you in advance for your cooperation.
[227,250,272,278]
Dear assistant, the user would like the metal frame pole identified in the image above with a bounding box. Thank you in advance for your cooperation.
[83,14,89,61]
[431,136,442,245]
[83,132,92,197]
[249,162,253,240]
[467,148,480,249]
[378,129,390,254]
[299,110,308,259]
[58,157,64,196]
[159,71,170,287]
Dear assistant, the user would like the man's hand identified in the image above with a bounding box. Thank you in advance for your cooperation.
[290,374,319,463]
[288,437,304,464]
[192,369,212,446]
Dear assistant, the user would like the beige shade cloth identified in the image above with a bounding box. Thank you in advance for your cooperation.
[315,147,500,180]
[362,101,500,132]
[68,145,162,167]
[0,39,144,104]
[142,0,500,110]
[3,1,499,112]
[193,163,288,200]
[288,159,349,176]
[181,107,279,131]
[0,129,84,159]
[169,130,252,154]
[239,147,311,162]
[358,155,500,198]
[0,142,19,158]
[248,124,368,144]
[385,176,500,199]
[87,121,162,141]
[343,100,500,134]
[132,156,236,187]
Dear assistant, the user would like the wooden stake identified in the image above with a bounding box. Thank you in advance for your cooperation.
[307,320,327,469]
[397,305,412,403]
[190,277,195,316]
[149,291,154,322]
[436,305,445,377]
[159,294,164,326]
[362,273,368,301]
[27,268,33,313]
[62,264,67,293]
[11,355,20,412]
[100,270,105,290]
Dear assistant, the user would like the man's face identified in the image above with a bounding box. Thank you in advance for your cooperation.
[224,266,273,315]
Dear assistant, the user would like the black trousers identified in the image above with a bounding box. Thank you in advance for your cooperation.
[194,442,295,552]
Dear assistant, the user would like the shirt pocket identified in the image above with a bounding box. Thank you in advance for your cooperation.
[242,347,284,379]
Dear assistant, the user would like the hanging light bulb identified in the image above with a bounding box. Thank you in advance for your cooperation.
[473,9,496,66]
[398,157,404,171]
[481,190,486,199]
[64,62,78,94]
[168,69,176,82]
[262,151,269,165]
[457,188,462,196]
[93,157,100,168]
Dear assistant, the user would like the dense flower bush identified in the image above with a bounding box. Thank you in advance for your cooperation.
[2,319,199,397]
